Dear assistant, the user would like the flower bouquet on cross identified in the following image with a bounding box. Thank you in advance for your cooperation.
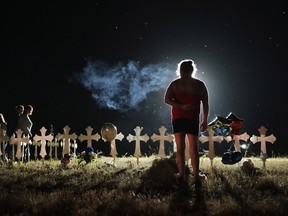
[78,147,97,164]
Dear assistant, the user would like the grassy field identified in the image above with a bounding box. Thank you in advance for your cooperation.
[0,156,287,216]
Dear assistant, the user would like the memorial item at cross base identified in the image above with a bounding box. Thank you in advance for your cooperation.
[78,147,96,164]
[222,151,242,165]
[61,153,71,166]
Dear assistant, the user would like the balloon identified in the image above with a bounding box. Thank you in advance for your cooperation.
[208,116,232,136]
[101,123,117,141]
[221,151,242,165]
[226,112,244,135]
[206,112,245,165]
[208,112,244,136]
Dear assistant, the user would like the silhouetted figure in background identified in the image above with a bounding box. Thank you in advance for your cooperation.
[0,113,8,162]
[11,105,24,135]
[6,105,24,161]
[164,59,209,188]
[16,105,33,162]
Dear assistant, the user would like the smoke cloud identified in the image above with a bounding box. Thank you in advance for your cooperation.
[74,59,176,112]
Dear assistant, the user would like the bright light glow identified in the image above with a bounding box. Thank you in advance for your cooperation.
[241,144,248,149]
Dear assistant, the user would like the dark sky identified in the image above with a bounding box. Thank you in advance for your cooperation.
[1,1,287,156]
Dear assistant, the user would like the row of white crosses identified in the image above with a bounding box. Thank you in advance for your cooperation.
[198,128,250,166]
[59,125,174,165]
[3,124,276,166]
[198,125,276,167]
[4,125,174,164]
[127,126,174,164]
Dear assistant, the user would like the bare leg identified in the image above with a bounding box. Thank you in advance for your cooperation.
[174,132,186,178]
[187,134,200,180]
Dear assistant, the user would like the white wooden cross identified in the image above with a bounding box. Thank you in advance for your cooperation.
[56,125,78,156]
[184,135,190,163]
[26,135,31,162]
[32,140,41,159]
[48,138,59,159]
[9,134,17,161]
[71,140,78,157]
[127,126,149,165]
[199,127,223,166]
[108,132,124,161]
[151,126,174,157]
[225,132,250,152]
[250,126,276,167]
[9,129,29,161]
[0,128,9,159]
[78,126,101,148]
[33,127,54,159]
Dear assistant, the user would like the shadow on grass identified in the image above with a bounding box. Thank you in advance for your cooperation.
[169,184,209,216]
[211,167,287,216]
[137,157,209,215]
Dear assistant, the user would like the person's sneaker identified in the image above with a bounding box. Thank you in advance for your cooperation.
[173,173,188,188]
[198,172,207,181]
[174,173,181,178]
[173,173,190,195]
[174,173,184,183]
[193,172,207,185]
[194,173,206,195]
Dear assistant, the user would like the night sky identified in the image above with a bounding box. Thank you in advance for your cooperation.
[1,1,287,156]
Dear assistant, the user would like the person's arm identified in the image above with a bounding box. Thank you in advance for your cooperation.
[200,83,209,132]
[164,81,195,110]
[26,116,33,137]
[164,82,182,108]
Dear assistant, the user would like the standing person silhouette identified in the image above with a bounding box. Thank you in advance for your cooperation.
[6,105,24,161]
[14,105,24,132]
[164,59,209,187]
[0,113,8,162]
[16,105,33,162]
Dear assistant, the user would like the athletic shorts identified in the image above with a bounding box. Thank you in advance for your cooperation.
[172,118,199,135]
